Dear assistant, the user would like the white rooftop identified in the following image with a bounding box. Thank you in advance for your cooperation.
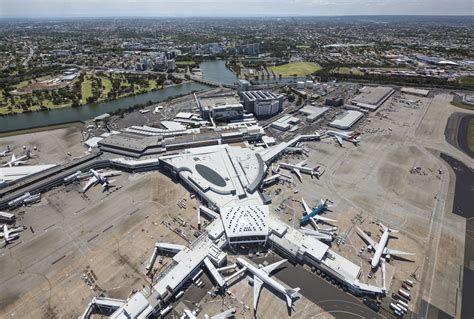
[220,205,269,239]
[160,144,264,209]
[0,164,57,182]
[329,110,363,130]
[161,121,187,131]
[110,292,153,319]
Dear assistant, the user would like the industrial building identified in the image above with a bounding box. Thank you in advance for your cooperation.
[270,115,300,131]
[240,90,283,118]
[325,98,344,107]
[97,124,264,158]
[196,93,244,121]
[299,105,330,122]
[329,110,364,130]
[401,87,430,97]
[351,86,395,111]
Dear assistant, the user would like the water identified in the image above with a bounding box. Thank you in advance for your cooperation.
[0,82,209,132]
[199,60,238,85]
[0,60,305,132]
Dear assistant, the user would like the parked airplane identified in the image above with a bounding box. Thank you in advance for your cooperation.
[300,198,337,226]
[277,160,323,182]
[357,223,415,269]
[0,145,11,157]
[234,257,300,313]
[325,130,361,147]
[0,224,24,245]
[82,169,120,193]
[2,150,30,167]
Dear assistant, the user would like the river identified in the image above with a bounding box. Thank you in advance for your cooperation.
[199,60,238,85]
[0,60,305,132]
[0,82,209,132]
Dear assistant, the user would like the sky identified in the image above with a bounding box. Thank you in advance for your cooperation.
[0,0,472,18]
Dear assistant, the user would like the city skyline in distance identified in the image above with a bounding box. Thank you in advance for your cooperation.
[0,0,472,18]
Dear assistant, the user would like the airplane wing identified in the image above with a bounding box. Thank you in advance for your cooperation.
[292,168,303,182]
[296,159,307,167]
[335,136,343,146]
[100,171,121,177]
[301,198,312,215]
[384,248,415,256]
[356,226,377,248]
[83,176,98,193]
[253,276,264,311]
[313,215,338,224]
[260,259,287,275]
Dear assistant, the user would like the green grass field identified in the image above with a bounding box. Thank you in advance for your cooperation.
[457,76,474,89]
[0,72,176,115]
[468,118,474,152]
[270,62,321,77]
[81,77,92,104]
[332,67,364,75]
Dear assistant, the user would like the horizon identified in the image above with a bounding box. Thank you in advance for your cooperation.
[1,0,472,18]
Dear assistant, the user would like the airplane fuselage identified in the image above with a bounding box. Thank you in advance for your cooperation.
[300,202,325,226]
[371,229,390,268]
[279,163,315,174]
[237,258,287,296]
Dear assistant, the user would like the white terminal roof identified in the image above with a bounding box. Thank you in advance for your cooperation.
[220,205,269,238]
[0,164,56,182]
[329,110,364,130]
[160,144,264,209]
[109,291,153,319]
[160,121,187,131]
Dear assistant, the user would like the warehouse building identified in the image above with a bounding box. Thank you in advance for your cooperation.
[351,86,395,111]
[299,105,330,122]
[329,110,364,130]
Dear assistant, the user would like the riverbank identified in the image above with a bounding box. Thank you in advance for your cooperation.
[0,82,210,132]
[0,80,192,116]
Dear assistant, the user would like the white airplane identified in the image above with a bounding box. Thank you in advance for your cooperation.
[0,224,24,245]
[277,160,323,182]
[357,223,415,269]
[2,151,30,167]
[0,146,11,157]
[234,257,300,313]
[325,130,361,147]
[82,169,120,193]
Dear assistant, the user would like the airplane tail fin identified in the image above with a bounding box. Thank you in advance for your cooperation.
[380,223,398,233]
[286,287,300,298]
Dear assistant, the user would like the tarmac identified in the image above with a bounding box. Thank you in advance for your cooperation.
[0,87,472,319]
